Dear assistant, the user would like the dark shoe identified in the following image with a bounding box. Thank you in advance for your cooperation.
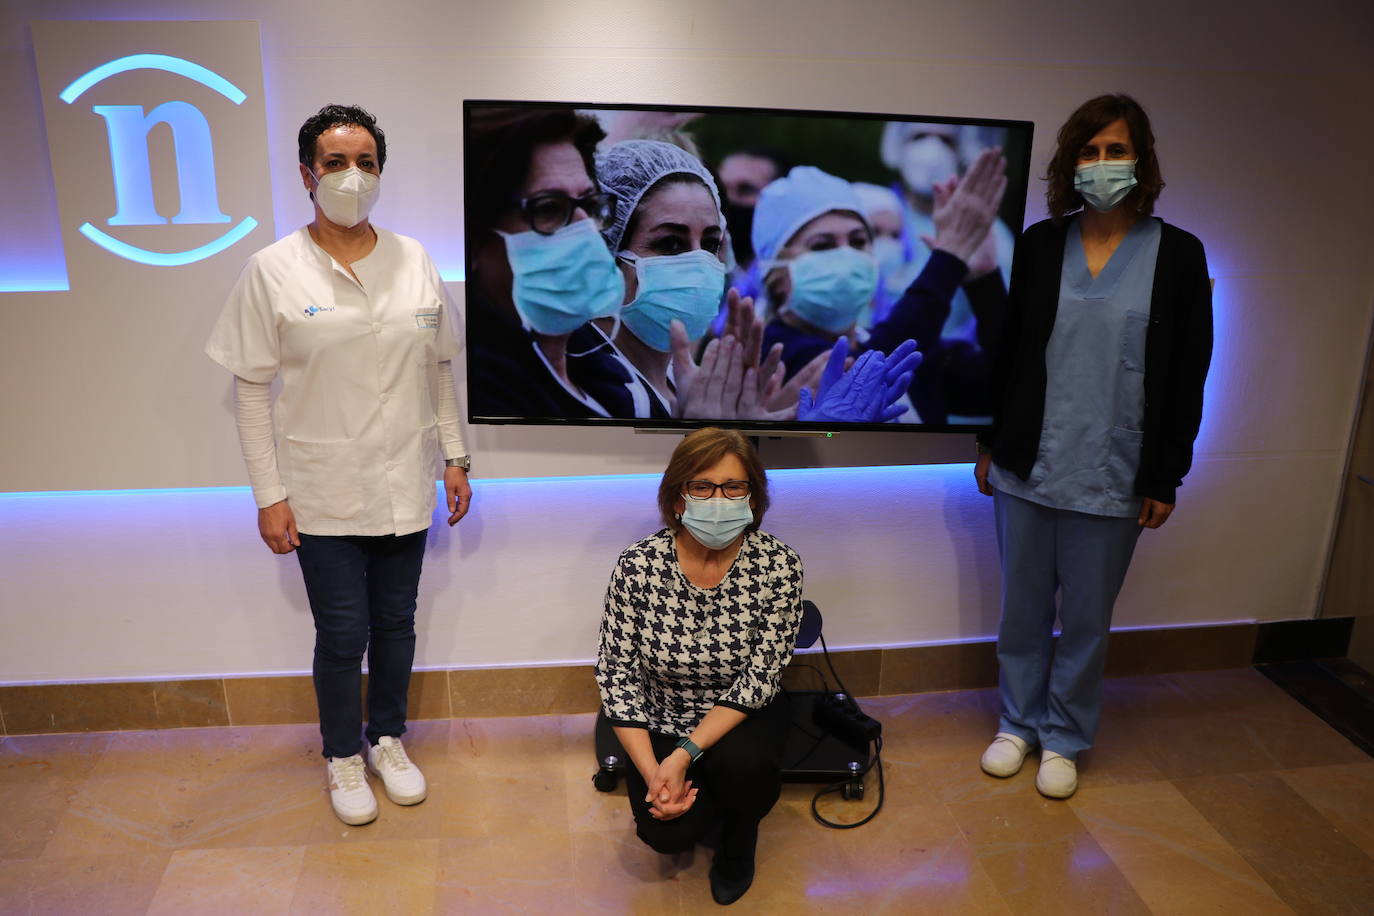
[709,859,755,906]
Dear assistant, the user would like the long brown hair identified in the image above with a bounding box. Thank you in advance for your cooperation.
[1044,94,1164,223]
[657,428,769,534]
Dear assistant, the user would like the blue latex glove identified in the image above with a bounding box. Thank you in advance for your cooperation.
[879,338,923,421]
[797,338,924,423]
[797,348,887,423]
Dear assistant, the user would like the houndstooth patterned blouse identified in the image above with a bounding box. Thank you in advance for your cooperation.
[595,528,804,737]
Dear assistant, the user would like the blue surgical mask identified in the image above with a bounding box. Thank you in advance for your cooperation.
[680,497,753,550]
[1074,159,1138,212]
[498,219,624,336]
[618,249,727,352]
[784,246,879,334]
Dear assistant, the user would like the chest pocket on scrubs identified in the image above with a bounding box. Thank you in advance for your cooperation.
[282,436,363,521]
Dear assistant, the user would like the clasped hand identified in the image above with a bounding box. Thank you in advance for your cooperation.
[645,750,698,820]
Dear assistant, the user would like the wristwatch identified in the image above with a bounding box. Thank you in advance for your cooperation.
[674,736,704,763]
[445,455,471,470]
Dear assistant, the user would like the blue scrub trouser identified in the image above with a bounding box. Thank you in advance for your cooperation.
[296,530,428,760]
[992,489,1141,760]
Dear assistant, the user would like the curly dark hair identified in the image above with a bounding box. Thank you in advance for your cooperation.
[465,107,606,232]
[298,104,387,173]
[1044,94,1163,223]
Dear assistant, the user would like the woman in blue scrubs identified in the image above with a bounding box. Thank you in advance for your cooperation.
[973,95,1213,798]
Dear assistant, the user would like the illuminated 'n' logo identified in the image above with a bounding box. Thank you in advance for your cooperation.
[60,54,258,267]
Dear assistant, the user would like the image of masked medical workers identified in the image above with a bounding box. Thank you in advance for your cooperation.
[754,156,1005,424]
[465,107,641,419]
[852,181,907,327]
[881,121,1016,343]
[597,428,802,906]
[716,146,790,304]
[595,139,804,421]
[205,105,471,827]
[974,94,1212,799]
[596,140,918,425]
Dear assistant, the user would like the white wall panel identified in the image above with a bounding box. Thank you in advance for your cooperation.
[1,0,1371,681]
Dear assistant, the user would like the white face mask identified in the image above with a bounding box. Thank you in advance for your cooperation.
[312,166,380,227]
[900,135,959,195]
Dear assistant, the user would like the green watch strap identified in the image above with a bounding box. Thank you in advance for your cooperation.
[674,736,703,763]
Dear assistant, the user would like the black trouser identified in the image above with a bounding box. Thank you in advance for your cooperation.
[624,695,790,870]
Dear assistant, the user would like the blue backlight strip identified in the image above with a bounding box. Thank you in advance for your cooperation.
[0,270,69,292]
[78,216,258,267]
[0,464,972,501]
[59,53,247,105]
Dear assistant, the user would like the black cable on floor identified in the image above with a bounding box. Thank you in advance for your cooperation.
[806,631,885,829]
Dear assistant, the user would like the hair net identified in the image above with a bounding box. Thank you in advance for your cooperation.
[879,120,961,170]
[852,182,903,220]
[596,139,723,254]
[751,166,868,267]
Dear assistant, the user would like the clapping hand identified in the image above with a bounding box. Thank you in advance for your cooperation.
[796,336,923,422]
[797,338,922,423]
[671,287,794,421]
[924,147,1007,273]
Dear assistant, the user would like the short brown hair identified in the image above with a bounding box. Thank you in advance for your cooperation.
[1044,94,1164,223]
[465,107,606,232]
[657,428,770,534]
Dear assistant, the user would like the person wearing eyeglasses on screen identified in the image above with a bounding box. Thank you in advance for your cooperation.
[466,107,642,419]
[595,428,803,906]
[205,104,470,827]
[974,94,1212,799]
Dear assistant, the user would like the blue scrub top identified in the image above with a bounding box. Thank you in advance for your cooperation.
[991,216,1162,517]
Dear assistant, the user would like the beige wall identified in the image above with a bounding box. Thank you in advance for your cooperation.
[2,0,1373,681]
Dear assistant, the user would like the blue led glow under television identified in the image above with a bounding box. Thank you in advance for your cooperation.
[463,99,1033,434]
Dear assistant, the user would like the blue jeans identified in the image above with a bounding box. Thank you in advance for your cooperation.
[296,530,428,759]
[992,489,1141,759]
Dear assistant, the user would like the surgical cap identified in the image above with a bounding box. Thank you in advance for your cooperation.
[879,121,961,171]
[751,166,869,267]
[596,139,723,254]
[852,182,903,220]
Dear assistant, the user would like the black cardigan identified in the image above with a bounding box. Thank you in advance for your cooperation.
[980,217,1212,505]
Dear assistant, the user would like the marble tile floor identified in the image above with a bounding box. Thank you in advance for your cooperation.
[2,667,1372,915]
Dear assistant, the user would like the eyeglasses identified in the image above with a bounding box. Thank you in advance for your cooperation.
[514,191,617,235]
[683,479,751,501]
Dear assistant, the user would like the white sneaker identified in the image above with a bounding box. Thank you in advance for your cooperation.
[367,736,427,805]
[980,732,1034,777]
[1036,750,1078,799]
[326,754,378,825]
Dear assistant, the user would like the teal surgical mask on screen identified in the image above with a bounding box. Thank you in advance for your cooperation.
[498,219,624,336]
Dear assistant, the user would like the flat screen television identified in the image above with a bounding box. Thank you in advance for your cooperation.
[462,99,1033,433]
